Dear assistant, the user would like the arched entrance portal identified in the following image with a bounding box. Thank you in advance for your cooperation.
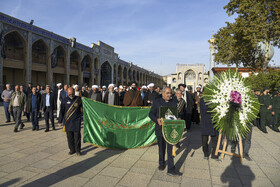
[3,31,26,86]
[101,61,112,86]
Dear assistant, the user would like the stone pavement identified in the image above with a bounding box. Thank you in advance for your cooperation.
[0,107,279,187]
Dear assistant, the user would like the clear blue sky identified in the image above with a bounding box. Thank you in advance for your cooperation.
[1,0,279,75]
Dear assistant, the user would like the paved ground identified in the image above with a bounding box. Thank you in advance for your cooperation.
[0,107,279,187]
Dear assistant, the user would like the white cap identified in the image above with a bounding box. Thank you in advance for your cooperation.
[142,85,147,89]
[108,84,115,88]
[148,83,155,88]
[114,87,118,90]
[185,87,189,91]
[73,84,78,89]
[56,83,62,87]
[92,85,98,89]
[102,86,106,89]
[196,85,202,89]
[119,85,123,89]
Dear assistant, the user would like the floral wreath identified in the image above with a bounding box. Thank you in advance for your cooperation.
[203,70,260,141]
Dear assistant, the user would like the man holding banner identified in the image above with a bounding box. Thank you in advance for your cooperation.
[58,87,83,156]
[149,87,182,176]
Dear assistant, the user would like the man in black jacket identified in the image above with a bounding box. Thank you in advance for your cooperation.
[40,85,56,132]
[58,87,83,156]
[59,85,69,102]
[149,87,182,176]
[143,83,159,106]
[178,84,194,130]
[26,86,41,131]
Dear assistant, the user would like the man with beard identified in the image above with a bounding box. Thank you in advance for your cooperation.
[149,87,182,176]
[89,85,102,102]
[178,84,194,130]
[58,87,83,156]
[123,82,143,106]
[103,84,120,105]
[144,83,159,106]
[101,86,107,102]
[119,85,127,105]
[141,85,147,100]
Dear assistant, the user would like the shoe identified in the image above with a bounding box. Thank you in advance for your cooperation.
[53,127,56,131]
[76,152,81,156]
[273,128,280,132]
[45,129,49,132]
[167,170,182,176]
[20,124,25,129]
[263,129,268,133]
[176,143,181,149]
[5,121,11,123]
[243,154,252,161]
[158,165,165,171]
[32,128,35,131]
[14,129,18,132]
[204,156,209,160]
[36,126,39,131]
[68,151,76,155]
[211,155,219,159]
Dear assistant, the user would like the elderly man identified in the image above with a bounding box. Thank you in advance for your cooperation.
[89,85,102,102]
[58,87,83,156]
[141,85,147,100]
[74,85,81,97]
[9,85,26,132]
[104,84,120,105]
[149,87,182,176]
[26,86,41,131]
[193,85,202,125]
[123,82,143,106]
[81,86,88,97]
[1,83,14,122]
[144,83,159,106]
[101,86,107,102]
[56,83,63,120]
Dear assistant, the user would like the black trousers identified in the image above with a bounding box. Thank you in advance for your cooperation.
[202,135,218,157]
[66,131,81,153]
[185,113,192,129]
[44,107,55,130]
[157,136,174,172]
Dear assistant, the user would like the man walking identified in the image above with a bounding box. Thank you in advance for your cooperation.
[40,85,56,132]
[26,86,41,131]
[58,87,83,156]
[1,83,14,122]
[9,85,26,132]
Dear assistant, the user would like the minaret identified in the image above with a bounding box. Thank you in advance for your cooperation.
[208,35,215,79]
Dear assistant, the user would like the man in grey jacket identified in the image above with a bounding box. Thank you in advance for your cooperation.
[1,84,14,122]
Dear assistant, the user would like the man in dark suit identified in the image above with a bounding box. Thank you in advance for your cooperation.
[26,86,41,131]
[58,87,83,156]
[149,87,182,176]
[103,84,120,105]
[60,85,69,102]
[88,85,102,102]
[178,84,194,130]
[40,85,56,132]
[143,83,159,106]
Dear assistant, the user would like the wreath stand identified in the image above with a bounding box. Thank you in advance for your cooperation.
[215,133,243,162]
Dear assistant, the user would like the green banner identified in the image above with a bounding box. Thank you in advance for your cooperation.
[162,120,185,145]
[82,98,157,149]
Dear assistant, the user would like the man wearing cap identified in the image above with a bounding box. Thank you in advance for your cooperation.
[81,86,88,97]
[144,83,159,106]
[101,86,107,102]
[74,85,81,97]
[89,85,102,102]
[40,85,56,132]
[123,82,143,106]
[119,85,127,105]
[272,88,280,132]
[141,85,147,100]
[258,87,272,133]
[193,85,202,125]
[56,83,63,120]
[103,84,120,105]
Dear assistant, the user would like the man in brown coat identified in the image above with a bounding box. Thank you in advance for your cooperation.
[123,82,143,106]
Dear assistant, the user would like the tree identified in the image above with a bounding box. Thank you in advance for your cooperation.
[213,0,280,71]
[246,70,280,91]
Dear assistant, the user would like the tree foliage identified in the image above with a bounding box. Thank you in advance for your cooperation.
[246,70,280,91]
[213,0,280,70]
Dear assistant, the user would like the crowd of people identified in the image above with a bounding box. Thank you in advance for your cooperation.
[1,81,279,176]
